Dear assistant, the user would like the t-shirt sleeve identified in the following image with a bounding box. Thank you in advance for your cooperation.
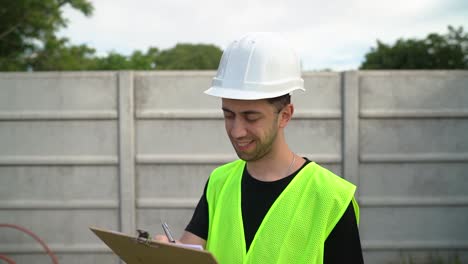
[324,201,364,264]
[184,179,209,240]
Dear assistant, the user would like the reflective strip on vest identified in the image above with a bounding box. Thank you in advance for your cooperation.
[206,160,358,264]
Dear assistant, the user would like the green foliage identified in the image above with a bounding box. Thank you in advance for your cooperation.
[155,43,222,70]
[93,47,159,70]
[0,0,93,71]
[128,48,159,70]
[2,2,465,72]
[0,0,220,71]
[31,35,97,71]
[30,42,221,71]
[360,26,468,69]
[95,52,132,70]
[0,0,221,71]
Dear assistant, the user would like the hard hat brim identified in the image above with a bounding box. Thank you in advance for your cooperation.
[204,85,305,100]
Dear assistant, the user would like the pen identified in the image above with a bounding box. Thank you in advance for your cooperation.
[162,222,176,243]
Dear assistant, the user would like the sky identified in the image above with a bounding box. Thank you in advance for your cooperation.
[58,0,468,71]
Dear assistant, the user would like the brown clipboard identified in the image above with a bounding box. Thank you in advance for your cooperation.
[90,226,218,264]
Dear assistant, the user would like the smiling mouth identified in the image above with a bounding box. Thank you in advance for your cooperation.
[235,140,254,151]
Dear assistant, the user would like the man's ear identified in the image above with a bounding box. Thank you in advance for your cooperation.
[279,104,294,128]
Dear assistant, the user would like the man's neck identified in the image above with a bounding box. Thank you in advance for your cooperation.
[246,146,298,182]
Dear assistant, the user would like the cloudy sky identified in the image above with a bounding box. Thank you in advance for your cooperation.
[58,0,468,71]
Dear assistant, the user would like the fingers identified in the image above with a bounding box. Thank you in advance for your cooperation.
[153,234,170,242]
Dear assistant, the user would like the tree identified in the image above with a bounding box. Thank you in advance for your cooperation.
[1,1,223,71]
[92,47,159,70]
[155,44,222,70]
[128,47,159,70]
[31,35,98,71]
[360,26,468,69]
[0,0,93,71]
[94,52,132,70]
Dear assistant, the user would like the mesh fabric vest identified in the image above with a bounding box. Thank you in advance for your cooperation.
[206,160,359,264]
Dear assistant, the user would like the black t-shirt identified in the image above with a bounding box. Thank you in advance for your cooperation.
[186,159,364,263]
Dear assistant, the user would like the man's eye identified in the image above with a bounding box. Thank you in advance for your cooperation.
[246,116,260,122]
[223,113,234,119]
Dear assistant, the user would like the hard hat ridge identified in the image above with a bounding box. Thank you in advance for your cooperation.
[205,32,305,100]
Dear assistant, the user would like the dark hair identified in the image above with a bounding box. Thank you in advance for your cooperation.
[267,94,291,112]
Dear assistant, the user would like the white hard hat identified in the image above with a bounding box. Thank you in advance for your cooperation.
[204,32,305,100]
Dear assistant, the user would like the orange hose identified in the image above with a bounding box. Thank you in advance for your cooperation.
[0,224,59,264]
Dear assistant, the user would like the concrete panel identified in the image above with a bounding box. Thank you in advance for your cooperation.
[136,119,231,154]
[360,71,468,112]
[0,209,118,244]
[135,72,342,113]
[0,72,117,112]
[360,119,468,155]
[134,72,219,112]
[287,119,341,157]
[360,207,468,242]
[0,166,117,201]
[2,70,467,263]
[117,71,136,233]
[298,72,341,112]
[137,164,214,199]
[360,163,468,199]
[364,250,468,264]
[312,163,342,178]
[0,120,117,156]
[343,71,359,187]
[137,163,342,200]
[137,119,340,157]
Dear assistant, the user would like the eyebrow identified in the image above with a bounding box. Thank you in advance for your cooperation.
[221,107,262,115]
[221,107,233,113]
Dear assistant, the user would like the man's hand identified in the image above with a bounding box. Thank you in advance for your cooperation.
[153,234,179,243]
[153,231,206,249]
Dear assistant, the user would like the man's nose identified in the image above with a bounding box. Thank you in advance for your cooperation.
[230,118,248,138]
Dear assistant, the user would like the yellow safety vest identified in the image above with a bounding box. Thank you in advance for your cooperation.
[206,160,358,264]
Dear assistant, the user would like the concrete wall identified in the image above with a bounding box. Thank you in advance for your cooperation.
[0,70,467,263]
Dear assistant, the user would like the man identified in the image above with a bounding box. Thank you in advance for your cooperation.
[156,32,363,263]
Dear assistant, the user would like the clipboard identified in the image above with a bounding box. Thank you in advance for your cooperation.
[90,226,218,264]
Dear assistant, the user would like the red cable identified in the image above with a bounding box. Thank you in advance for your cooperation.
[0,224,59,264]
[0,254,16,264]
